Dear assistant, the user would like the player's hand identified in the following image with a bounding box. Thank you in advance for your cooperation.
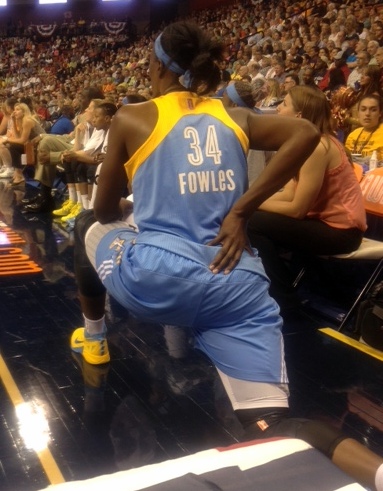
[207,212,253,274]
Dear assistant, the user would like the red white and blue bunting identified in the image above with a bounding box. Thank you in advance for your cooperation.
[33,20,127,37]
[35,24,58,37]
[103,22,126,35]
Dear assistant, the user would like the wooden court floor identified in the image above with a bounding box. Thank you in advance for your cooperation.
[0,181,382,490]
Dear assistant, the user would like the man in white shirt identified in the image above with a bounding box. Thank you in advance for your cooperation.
[367,40,379,65]
[247,61,265,83]
[347,50,370,88]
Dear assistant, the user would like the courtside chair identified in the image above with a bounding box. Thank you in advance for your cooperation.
[292,165,365,289]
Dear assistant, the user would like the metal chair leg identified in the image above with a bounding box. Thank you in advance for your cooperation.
[292,268,306,289]
[337,259,383,332]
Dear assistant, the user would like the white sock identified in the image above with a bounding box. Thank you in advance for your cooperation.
[376,463,383,491]
[83,315,106,336]
[81,194,89,210]
[68,187,77,203]
[76,189,82,203]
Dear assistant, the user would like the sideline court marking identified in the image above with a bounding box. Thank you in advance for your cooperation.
[320,327,383,362]
[0,354,65,485]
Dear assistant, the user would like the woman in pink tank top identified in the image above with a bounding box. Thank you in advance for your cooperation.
[247,85,367,312]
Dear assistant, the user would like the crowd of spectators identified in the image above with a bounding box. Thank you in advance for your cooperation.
[0,1,381,135]
[0,0,382,195]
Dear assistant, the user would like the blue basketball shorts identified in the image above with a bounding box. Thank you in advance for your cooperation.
[85,224,287,384]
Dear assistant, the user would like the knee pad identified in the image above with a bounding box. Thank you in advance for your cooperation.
[236,408,346,459]
[62,161,74,181]
[74,210,106,297]
[75,163,87,182]
[86,165,97,184]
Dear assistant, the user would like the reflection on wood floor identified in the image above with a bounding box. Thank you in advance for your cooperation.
[0,180,382,490]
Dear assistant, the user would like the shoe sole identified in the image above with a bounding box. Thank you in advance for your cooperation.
[61,213,81,223]
[53,208,74,217]
[83,338,110,365]
[52,211,71,217]
[83,355,110,365]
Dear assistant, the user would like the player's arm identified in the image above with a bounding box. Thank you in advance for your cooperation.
[209,111,320,274]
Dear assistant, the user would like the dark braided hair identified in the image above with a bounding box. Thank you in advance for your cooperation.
[160,21,225,96]
[233,81,257,108]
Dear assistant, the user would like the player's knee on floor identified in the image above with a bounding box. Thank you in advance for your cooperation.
[236,408,347,458]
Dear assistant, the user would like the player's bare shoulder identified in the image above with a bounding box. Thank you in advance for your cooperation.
[115,100,158,136]
[225,106,262,136]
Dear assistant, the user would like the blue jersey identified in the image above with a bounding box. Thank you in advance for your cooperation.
[125,92,249,244]
[90,91,286,384]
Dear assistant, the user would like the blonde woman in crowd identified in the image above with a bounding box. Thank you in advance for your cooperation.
[0,97,17,178]
[256,78,281,109]
[0,102,44,185]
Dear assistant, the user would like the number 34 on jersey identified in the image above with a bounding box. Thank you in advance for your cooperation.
[178,125,236,195]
